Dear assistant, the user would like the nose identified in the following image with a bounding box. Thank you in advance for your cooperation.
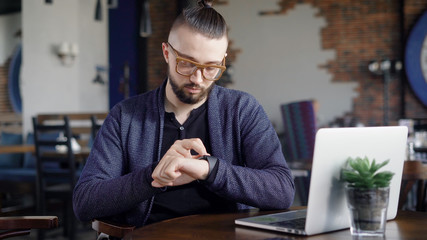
[189,68,203,84]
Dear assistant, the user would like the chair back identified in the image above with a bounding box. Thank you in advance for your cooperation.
[399,160,427,211]
[32,116,76,213]
[90,114,107,146]
[37,112,108,147]
[280,100,317,163]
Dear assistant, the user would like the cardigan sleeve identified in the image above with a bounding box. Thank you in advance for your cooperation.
[72,101,160,222]
[205,91,295,210]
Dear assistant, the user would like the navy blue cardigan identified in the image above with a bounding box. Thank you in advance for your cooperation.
[73,81,295,227]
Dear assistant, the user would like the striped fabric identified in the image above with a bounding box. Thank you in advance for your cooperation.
[280,100,316,163]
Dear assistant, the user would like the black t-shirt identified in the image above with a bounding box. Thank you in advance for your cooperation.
[146,102,232,225]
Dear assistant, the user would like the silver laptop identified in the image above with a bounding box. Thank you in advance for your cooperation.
[235,126,408,236]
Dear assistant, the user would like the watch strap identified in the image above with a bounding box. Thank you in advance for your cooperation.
[199,155,218,177]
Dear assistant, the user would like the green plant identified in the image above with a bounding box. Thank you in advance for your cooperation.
[341,156,394,189]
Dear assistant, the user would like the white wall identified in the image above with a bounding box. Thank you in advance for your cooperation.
[21,0,108,134]
[216,1,358,132]
[0,12,21,65]
[77,1,109,111]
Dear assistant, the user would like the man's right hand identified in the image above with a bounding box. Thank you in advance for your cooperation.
[151,138,210,188]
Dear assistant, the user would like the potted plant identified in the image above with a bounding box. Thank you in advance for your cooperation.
[341,156,394,237]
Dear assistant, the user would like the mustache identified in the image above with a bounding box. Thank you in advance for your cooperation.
[184,83,202,89]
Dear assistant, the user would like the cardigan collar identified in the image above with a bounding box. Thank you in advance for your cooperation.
[155,78,223,158]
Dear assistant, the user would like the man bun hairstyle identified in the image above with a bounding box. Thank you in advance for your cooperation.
[171,0,227,39]
[199,0,213,8]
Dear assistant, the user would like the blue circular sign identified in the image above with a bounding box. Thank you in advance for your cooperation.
[405,10,427,107]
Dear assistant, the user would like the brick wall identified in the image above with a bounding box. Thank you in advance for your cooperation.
[0,59,13,113]
[146,0,178,90]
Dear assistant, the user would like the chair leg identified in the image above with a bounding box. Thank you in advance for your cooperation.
[36,194,46,240]
[61,201,67,237]
[423,182,427,211]
[37,228,45,240]
[399,180,416,210]
[416,180,426,211]
[63,199,76,240]
[294,177,309,206]
[69,202,76,240]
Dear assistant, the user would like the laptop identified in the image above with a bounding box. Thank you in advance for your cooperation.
[235,126,408,236]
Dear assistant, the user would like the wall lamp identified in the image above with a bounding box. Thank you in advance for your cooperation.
[56,42,79,66]
[368,59,402,126]
[95,0,102,21]
[368,59,402,75]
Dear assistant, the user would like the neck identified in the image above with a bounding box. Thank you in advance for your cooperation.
[165,81,207,124]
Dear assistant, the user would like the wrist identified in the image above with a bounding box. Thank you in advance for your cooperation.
[198,155,217,179]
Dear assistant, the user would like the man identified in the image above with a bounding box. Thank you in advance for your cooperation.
[73,1,294,227]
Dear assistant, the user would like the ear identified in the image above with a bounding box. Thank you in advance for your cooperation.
[162,42,169,63]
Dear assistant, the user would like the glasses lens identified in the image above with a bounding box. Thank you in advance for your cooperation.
[203,66,223,81]
[176,60,196,76]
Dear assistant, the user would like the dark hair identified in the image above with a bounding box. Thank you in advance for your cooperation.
[170,0,227,39]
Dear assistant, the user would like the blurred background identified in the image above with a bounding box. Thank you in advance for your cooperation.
[0,0,426,135]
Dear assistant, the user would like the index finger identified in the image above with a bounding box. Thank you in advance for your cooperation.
[178,138,209,157]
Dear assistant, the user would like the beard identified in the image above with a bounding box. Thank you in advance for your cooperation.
[168,72,214,104]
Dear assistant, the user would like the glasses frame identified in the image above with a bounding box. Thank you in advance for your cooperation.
[167,42,226,81]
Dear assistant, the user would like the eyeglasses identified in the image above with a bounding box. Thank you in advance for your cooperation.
[167,42,226,81]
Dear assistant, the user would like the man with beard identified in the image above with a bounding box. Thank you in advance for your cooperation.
[73,0,295,228]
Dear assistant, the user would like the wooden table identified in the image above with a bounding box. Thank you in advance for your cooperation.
[0,144,34,154]
[0,145,90,161]
[41,147,91,162]
[124,209,427,240]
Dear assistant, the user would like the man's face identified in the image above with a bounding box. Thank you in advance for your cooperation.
[164,25,228,105]
[168,70,214,104]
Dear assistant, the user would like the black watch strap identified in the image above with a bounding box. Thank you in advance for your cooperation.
[199,155,218,176]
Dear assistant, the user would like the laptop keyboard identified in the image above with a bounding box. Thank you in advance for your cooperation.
[270,218,306,229]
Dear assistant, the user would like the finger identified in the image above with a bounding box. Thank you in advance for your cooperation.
[152,170,180,187]
[191,153,210,159]
[152,155,176,177]
[152,168,177,183]
[169,174,196,186]
[152,181,163,188]
[152,156,182,184]
[178,138,209,156]
[152,180,173,188]
[152,167,184,187]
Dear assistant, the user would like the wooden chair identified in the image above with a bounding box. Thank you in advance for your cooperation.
[32,116,77,240]
[0,114,35,216]
[0,216,58,239]
[92,219,135,240]
[399,160,427,211]
[280,100,317,205]
[0,144,36,216]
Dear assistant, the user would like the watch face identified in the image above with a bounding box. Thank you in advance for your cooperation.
[405,10,427,107]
